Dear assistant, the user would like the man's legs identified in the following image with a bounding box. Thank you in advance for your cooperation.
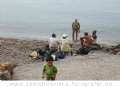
[72,30,75,40]
[76,30,78,40]
[51,77,55,80]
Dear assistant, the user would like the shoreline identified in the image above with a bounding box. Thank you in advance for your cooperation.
[1,35,119,46]
[0,36,118,65]
[0,37,120,64]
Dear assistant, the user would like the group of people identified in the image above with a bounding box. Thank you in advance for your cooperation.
[42,33,73,81]
[47,33,72,56]
[42,19,98,81]
[47,19,98,56]
[72,19,98,49]
[80,30,97,49]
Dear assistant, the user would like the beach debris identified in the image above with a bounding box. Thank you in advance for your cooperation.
[29,51,38,58]
[29,49,46,61]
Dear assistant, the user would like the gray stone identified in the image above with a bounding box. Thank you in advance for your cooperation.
[116,44,120,49]
[116,52,120,55]
[0,70,12,80]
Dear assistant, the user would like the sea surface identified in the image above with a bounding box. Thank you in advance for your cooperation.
[0,0,120,45]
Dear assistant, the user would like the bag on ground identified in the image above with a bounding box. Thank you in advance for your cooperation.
[55,51,65,60]
[29,51,38,58]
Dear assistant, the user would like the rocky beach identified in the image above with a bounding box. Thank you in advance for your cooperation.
[0,37,120,80]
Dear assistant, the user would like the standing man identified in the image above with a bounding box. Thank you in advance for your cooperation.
[72,19,80,40]
[48,33,60,56]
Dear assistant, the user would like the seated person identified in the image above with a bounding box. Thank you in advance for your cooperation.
[91,30,101,48]
[48,33,60,56]
[61,34,70,52]
[80,32,93,49]
[91,30,97,44]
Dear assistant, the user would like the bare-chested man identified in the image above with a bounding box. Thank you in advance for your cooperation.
[80,32,93,49]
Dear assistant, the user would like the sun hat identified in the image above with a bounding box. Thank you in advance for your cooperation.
[63,34,67,37]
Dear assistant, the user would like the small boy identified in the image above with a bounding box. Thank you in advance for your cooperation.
[91,30,97,44]
[69,44,74,56]
[42,56,57,80]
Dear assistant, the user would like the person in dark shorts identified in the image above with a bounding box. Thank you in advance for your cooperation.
[72,19,80,40]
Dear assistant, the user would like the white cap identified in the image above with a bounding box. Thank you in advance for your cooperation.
[63,34,67,37]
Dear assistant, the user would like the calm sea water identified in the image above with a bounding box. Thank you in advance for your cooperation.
[0,0,120,45]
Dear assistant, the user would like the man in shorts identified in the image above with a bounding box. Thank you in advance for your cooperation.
[72,19,80,40]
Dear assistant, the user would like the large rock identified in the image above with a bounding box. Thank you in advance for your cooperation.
[0,62,13,80]
[76,48,92,55]
[0,70,12,80]
[109,50,118,55]
[102,46,110,53]
[116,44,120,49]
[2,63,13,75]
[109,44,120,55]
[116,52,120,55]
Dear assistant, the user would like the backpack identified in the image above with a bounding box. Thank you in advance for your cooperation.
[44,44,50,53]
[37,49,46,56]
[76,48,90,55]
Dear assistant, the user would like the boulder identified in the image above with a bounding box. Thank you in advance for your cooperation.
[0,62,13,80]
[2,62,13,75]
[109,50,118,55]
[116,52,120,55]
[102,46,110,53]
[0,70,12,80]
[116,44,120,49]
[109,49,120,55]
[76,48,92,55]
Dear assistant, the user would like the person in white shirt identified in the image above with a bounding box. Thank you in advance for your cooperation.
[48,33,60,56]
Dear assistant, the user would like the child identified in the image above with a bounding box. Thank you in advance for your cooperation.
[69,44,75,56]
[91,30,101,48]
[42,56,57,80]
[91,30,97,44]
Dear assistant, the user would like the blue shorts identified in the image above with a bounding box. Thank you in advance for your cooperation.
[70,48,73,52]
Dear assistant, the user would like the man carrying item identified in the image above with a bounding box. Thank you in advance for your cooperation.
[48,33,60,56]
[72,19,80,40]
